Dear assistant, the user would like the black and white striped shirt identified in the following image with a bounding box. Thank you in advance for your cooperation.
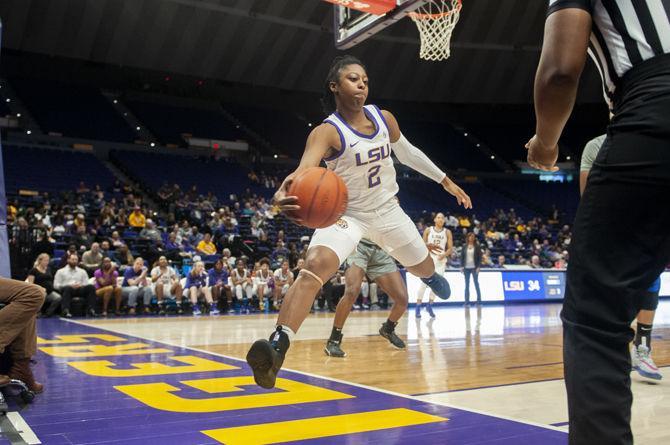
[548,0,670,106]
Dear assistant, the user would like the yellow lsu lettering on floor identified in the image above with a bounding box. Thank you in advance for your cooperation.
[202,408,447,445]
[68,355,238,377]
[114,376,354,412]
[39,342,172,357]
[37,334,127,344]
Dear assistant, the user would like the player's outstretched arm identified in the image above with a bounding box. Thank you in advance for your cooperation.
[527,8,591,171]
[272,124,341,217]
[382,110,472,209]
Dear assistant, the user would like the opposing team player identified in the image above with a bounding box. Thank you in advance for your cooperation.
[246,55,472,389]
[325,238,408,357]
[415,212,453,318]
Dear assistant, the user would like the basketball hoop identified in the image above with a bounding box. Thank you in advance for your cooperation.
[409,0,462,61]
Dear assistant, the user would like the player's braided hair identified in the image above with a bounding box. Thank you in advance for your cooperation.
[321,55,366,115]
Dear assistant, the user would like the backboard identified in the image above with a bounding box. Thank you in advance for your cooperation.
[329,0,427,49]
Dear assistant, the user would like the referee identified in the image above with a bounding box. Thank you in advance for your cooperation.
[526,1,670,444]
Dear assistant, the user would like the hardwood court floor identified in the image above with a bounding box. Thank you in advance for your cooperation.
[84,302,670,443]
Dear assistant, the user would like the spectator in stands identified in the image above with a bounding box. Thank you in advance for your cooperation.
[188,226,203,247]
[128,206,146,230]
[231,259,254,313]
[30,230,54,261]
[58,244,78,268]
[99,240,112,258]
[459,216,471,228]
[151,256,183,315]
[94,257,122,317]
[242,202,255,216]
[287,243,300,268]
[555,254,568,269]
[82,242,103,275]
[112,244,134,272]
[54,253,97,318]
[186,261,217,316]
[530,255,542,269]
[25,253,62,317]
[292,258,305,279]
[272,260,294,311]
[222,248,236,269]
[72,224,92,251]
[271,240,289,266]
[116,209,128,228]
[196,233,217,256]
[122,257,152,315]
[208,259,232,313]
[71,213,86,233]
[276,230,286,244]
[256,232,272,255]
[250,221,264,238]
[51,215,66,236]
[140,219,162,243]
[110,231,124,248]
[494,255,507,269]
[461,233,482,306]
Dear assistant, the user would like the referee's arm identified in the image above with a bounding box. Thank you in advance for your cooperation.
[532,8,592,153]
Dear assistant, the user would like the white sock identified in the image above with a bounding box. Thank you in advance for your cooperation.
[278,324,296,342]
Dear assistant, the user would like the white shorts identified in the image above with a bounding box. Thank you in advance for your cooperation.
[309,199,429,267]
[432,257,447,274]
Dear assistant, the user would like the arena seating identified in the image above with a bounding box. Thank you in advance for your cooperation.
[484,178,580,221]
[399,119,502,172]
[224,103,316,158]
[109,150,259,200]
[9,79,135,142]
[124,100,245,147]
[3,145,117,195]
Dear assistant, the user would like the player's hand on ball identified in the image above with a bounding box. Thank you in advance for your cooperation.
[525,135,559,172]
[441,177,472,209]
[272,177,301,220]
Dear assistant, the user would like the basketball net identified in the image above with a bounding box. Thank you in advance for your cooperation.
[409,0,462,62]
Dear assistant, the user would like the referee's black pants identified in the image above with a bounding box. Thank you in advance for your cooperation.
[562,56,670,445]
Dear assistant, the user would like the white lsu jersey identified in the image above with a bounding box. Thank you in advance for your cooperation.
[323,105,398,212]
[427,226,448,263]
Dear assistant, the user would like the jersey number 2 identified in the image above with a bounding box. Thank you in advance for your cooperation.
[368,165,381,188]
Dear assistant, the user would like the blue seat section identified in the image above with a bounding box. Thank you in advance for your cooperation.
[484,178,580,221]
[398,119,502,172]
[109,150,258,200]
[124,101,245,147]
[2,145,116,194]
[396,177,536,221]
[224,103,315,158]
[9,78,135,142]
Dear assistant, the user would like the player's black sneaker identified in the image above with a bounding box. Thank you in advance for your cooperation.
[421,273,451,300]
[324,340,346,357]
[324,329,346,357]
[246,327,289,389]
[379,324,406,349]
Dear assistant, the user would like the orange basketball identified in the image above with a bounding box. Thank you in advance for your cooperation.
[286,167,348,229]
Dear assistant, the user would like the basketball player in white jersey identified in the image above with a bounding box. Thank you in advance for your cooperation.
[415,212,453,318]
[254,258,273,310]
[246,55,472,389]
